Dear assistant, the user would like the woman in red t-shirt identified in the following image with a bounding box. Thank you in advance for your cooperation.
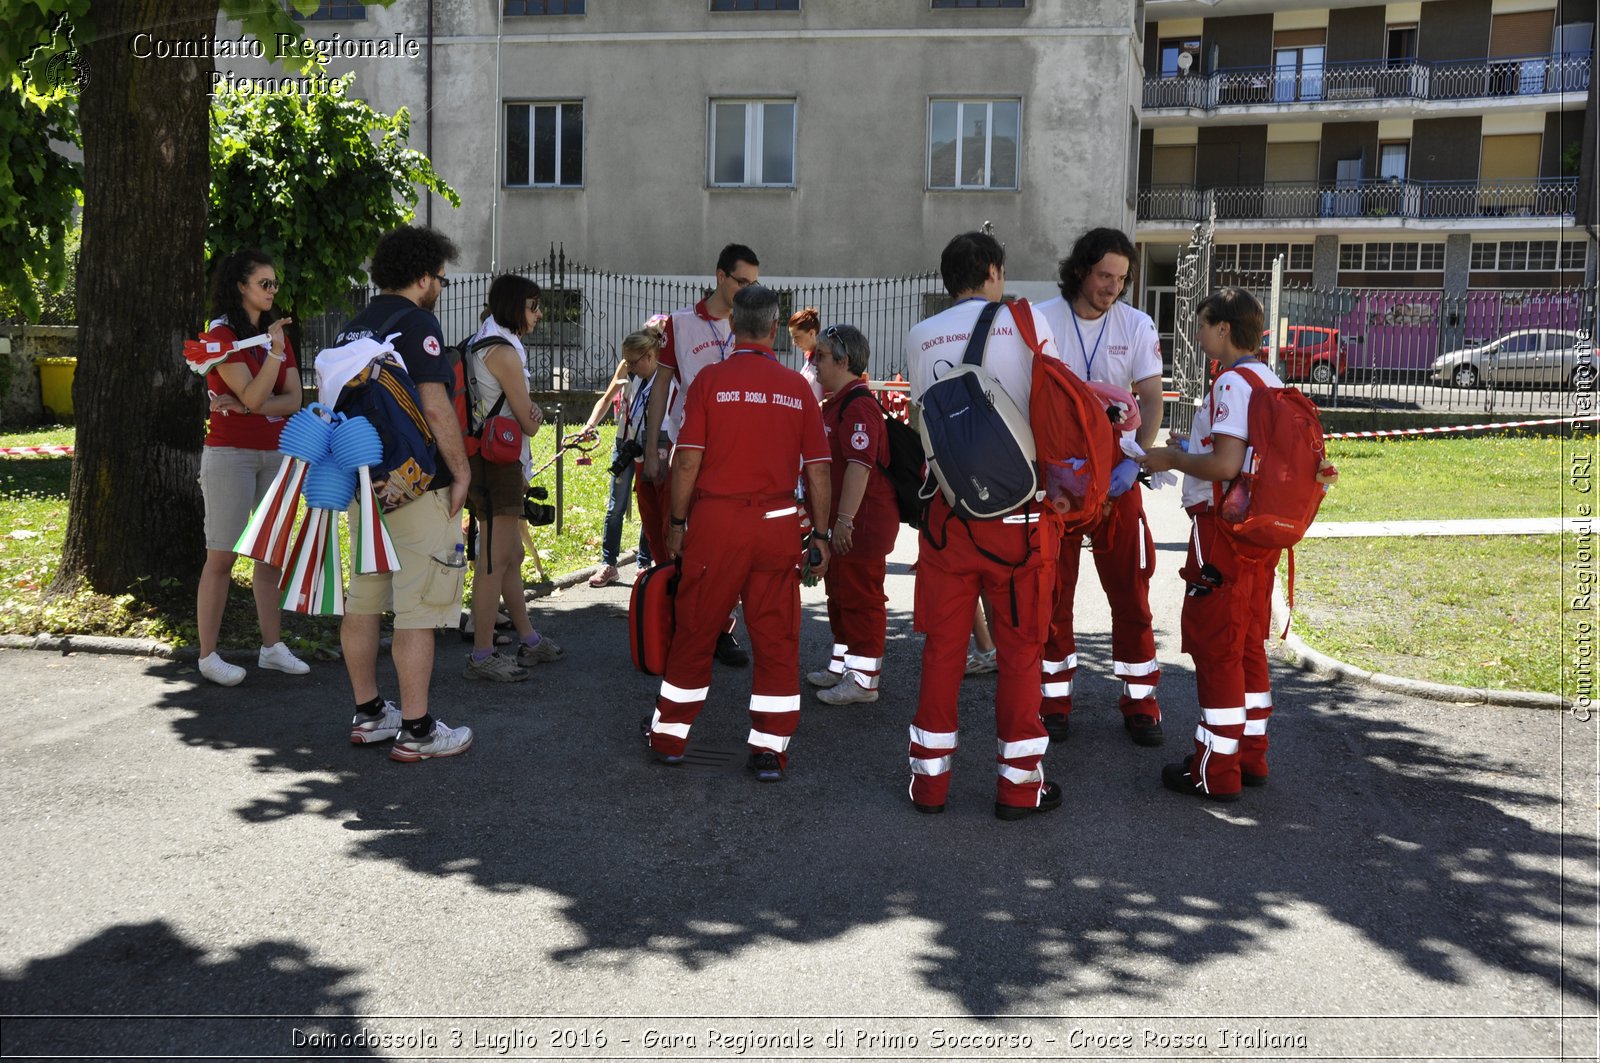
[805,324,899,706]
[193,249,308,686]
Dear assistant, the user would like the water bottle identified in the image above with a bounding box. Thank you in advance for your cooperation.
[436,542,467,569]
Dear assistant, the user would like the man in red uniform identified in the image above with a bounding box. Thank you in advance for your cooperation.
[642,242,761,667]
[644,285,833,782]
[1035,228,1167,746]
[805,323,898,705]
[904,231,1064,821]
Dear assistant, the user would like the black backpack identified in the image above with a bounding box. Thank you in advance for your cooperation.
[837,388,927,527]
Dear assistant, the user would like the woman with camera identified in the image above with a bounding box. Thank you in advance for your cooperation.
[194,249,311,686]
[462,274,563,682]
[581,323,664,588]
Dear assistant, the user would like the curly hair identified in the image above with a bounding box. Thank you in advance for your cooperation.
[369,225,460,292]
[208,248,279,340]
[1056,228,1137,303]
[788,306,820,333]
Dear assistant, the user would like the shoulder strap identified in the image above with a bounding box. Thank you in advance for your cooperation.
[960,302,1004,367]
[1008,298,1047,358]
[373,307,412,344]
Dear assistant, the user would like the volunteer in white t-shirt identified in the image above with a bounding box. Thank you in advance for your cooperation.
[1033,228,1168,748]
[903,231,1066,823]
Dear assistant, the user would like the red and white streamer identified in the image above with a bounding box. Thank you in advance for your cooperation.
[1325,415,1594,441]
[0,445,74,458]
[234,456,306,568]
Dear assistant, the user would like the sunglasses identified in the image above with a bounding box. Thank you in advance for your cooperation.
[431,272,451,289]
[820,325,848,358]
[255,278,279,292]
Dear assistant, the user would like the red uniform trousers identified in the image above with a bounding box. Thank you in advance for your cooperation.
[821,550,889,689]
[634,473,670,567]
[1041,485,1161,722]
[648,497,804,767]
[1179,506,1279,796]
[909,496,1059,810]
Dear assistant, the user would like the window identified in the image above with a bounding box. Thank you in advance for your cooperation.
[709,100,795,187]
[1340,242,1446,271]
[504,0,584,12]
[710,0,798,9]
[292,1,365,19]
[1471,242,1497,269]
[928,99,1020,190]
[1562,241,1587,269]
[1378,142,1408,182]
[505,102,583,187]
[1386,24,1417,65]
[1221,243,1315,272]
[933,0,1025,8]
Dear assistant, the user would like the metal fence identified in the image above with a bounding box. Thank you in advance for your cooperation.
[299,247,942,395]
[1143,49,1592,111]
[1140,177,1578,224]
[1221,273,1598,415]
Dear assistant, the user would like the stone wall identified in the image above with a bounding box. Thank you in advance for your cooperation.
[0,326,76,428]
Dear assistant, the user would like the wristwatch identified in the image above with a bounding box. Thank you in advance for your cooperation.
[810,528,832,542]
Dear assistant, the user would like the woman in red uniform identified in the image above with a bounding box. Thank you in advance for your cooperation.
[194,249,308,686]
[805,324,898,705]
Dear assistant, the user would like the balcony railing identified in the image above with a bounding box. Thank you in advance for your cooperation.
[1143,50,1591,111]
[1138,178,1579,223]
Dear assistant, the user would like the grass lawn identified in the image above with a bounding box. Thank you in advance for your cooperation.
[1318,433,1566,522]
[1290,535,1562,695]
[0,423,638,650]
[1289,430,1582,697]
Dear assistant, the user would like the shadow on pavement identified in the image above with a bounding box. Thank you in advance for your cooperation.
[133,590,1596,1018]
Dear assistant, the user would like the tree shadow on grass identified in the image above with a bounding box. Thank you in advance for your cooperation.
[142,590,1596,1020]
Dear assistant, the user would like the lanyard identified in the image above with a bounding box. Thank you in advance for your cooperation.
[1070,311,1108,380]
[714,320,735,361]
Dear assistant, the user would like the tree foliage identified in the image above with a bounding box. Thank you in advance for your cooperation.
[208,75,460,321]
[0,0,87,322]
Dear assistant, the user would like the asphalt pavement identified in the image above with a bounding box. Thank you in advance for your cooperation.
[1,488,1595,1062]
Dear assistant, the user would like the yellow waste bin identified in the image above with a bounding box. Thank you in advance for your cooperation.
[35,356,77,421]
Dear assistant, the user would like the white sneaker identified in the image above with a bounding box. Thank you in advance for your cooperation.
[816,675,879,705]
[258,641,310,675]
[350,700,402,745]
[964,648,998,676]
[806,667,843,689]
[198,652,245,687]
[390,719,474,762]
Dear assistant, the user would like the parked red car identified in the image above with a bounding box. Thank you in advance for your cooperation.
[1262,325,1348,384]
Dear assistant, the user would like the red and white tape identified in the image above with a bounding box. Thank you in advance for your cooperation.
[0,445,74,458]
[1326,415,1594,440]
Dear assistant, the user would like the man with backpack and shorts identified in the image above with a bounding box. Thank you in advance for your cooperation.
[1035,228,1167,747]
[641,243,763,668]
[903,231,1065,822]
[332,226,474,763]
[1140,288,1288,801]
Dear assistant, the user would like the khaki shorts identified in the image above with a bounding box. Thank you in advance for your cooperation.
[466,453,529,518]
[200,446,285,552]
[345,489,464,629]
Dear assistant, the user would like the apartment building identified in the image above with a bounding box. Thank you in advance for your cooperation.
[220,0,1147,284]
[1137,0,1594,357]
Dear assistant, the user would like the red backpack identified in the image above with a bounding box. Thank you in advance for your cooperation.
[1213,363,1329,634]
[628,560,680,676]
[1011,298,1119,536]
[1213,363,1328,552]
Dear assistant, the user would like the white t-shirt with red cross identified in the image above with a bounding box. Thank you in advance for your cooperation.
[904,298,1060,412]
[1036,296,1162,390]
[659,298,734,440]
[1181,360,1285,509]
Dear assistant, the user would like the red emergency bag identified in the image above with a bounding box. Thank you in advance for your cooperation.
[628,560,680,676]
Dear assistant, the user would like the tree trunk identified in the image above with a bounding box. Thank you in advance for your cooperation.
[56,0,215,594]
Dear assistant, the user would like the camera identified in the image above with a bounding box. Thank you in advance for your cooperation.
[523,485,557,527]
[609,437,645,477]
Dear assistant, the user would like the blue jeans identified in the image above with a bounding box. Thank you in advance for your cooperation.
[602,444,651,567]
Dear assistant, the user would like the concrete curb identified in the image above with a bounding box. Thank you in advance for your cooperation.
[1270,583,1569,711]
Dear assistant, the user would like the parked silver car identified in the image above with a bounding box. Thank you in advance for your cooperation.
[1432,329,1594,388]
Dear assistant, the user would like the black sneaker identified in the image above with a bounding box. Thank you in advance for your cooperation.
[913,801,946,815]
[1042,713,1071,744]
[1241,769,1268,787]
[1161,760,1241,803]
[715,632,750,667]
[747,751,784,782]
[994,781,1063,821]
[1125,713,1165,747]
